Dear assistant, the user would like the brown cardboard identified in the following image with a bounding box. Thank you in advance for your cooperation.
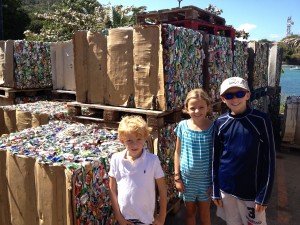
[7,154,38,225]
[35,163,73,225]
[3,109,16,134]
[86,31,107,104]
[16,110,32,132]
[0,150,12,225]
[0,108,4,135]
[73,31,89,103]
[62,40,76,91]
[0,40,14,87]
[133,26,166,110]
[31,113,49,128]
[107,28,134,107]
[0,41,5,85]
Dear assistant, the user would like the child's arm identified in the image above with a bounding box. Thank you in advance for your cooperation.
[212,124,224,208]
[109,177,132,225]
[255,204,267,212]
[153,177,167,225]
[174,138,185,192]
[255,114,276,207]
[213,199,223,207]
[212,122,223,202]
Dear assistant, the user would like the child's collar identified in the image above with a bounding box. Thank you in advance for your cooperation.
[122,148,147,161]
[229,107,252,118]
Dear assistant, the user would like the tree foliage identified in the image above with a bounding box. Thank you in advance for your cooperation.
[278,35,300,64]
[25,0,103,41]
[205,4,223,15]
[258,39,272,43]
[236,30,250,40]
[22,0,60,13]
[24,0,146,41]
[2,0,31,40]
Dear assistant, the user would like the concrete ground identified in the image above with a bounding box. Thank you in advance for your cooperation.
[165,148,300,225]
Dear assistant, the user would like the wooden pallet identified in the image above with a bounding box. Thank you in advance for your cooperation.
[281,142,300,151]
[137,5,225,25]
[52,90,76,102]
[0,87,52,105]
[67,102,183,129]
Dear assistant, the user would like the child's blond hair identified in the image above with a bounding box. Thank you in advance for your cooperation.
[183,88,212,115]
[118,115,152,141]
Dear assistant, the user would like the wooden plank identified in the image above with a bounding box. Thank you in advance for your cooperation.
[52,90,76,95]
[73,116,120,129]
[103,110,120,121]
[52,90,76,101]
[67,101,179,117]
[137,5,226,25]
[0,87,52,93]
[0,96,14,105]
[147,116,165,128]
[0,87,14,92]
[281,142,300,150]
[0,87,52,105]
[67,102,183,132]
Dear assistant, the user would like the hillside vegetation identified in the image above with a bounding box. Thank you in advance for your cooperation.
[278,35,300,65]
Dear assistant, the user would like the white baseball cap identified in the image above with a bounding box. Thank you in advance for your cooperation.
[220,77,250,95]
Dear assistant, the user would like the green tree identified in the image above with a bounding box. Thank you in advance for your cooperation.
[3,0,31,39]
[21,0,61,36]
[258,39,272,43]
[24,0,146,41]
[236,30,250,40]
[108,5,146,28]
[279,35,300,64]
[22,0,60,13]
[25,0,104,41]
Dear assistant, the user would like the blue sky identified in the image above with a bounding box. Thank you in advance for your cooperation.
[98,0,300,41]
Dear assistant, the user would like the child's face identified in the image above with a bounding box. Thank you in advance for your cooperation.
[221,87,250,115]
[121,132,146,160]
[186,98,209,121]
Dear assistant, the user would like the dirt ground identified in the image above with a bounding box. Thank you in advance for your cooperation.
[165,148,300,225]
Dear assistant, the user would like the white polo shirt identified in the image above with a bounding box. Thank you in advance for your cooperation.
[109,149,165,224]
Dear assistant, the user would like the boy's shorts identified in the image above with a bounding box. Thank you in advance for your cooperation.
[116,219,151,225]
[216,191,267,225]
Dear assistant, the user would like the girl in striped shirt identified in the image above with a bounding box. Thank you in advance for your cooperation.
[174,88,213,225]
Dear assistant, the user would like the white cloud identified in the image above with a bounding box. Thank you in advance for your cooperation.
[238,23,257,32]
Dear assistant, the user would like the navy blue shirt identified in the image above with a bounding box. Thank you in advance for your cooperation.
[212,107,276,206]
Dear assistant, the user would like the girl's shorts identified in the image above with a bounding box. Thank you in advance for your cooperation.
[180,175,211,202]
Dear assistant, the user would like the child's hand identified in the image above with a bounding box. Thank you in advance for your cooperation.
[152,214,165,225]
[213,199,223,208]
[206,186,212,196]
[175,180,185,192]
[255,204,267,212]
[118,218,134,225]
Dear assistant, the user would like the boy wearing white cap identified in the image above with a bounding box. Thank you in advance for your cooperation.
[212,77,276,225]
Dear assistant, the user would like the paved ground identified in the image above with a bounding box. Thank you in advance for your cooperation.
[165,148,300,225]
